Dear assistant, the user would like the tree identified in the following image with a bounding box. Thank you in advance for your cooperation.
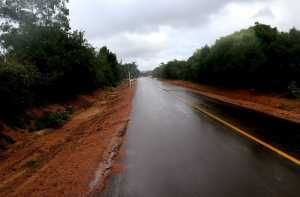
[0,62,39,117]
[0,0,69,54]
[121,62,140,79]
[0,0,69,31]
[153,23,300,91]
[0,0,130,122]
[96,46,121,86]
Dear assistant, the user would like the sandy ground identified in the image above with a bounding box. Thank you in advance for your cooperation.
[0,82,136,197]
[164,80,300,124]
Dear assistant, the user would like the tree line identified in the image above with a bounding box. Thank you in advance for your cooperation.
[0,0,139,122]
[153,23,300,95]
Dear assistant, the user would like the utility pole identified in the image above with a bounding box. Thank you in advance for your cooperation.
[128,71,131,88]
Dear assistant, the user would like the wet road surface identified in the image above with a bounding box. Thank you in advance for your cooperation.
[98,77,300,197]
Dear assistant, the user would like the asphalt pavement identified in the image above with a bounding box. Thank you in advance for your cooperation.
[98,77,300,197]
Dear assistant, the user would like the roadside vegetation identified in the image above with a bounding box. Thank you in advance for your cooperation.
[153,23,300,96]
[34,110,73,130]
[0,0,139,127]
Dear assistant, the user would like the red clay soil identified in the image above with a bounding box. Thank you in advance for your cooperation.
[0,82,136,197]
[164,80,300,124]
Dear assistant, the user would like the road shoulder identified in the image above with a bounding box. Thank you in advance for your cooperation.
[164,80,300,124]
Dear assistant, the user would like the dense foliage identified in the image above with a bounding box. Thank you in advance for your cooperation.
[153,23,300,92]
[0,0,139,121]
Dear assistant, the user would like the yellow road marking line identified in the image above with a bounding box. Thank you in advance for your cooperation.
[169,92,300,166]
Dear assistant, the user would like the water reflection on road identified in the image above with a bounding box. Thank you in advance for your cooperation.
[99,77,300,197]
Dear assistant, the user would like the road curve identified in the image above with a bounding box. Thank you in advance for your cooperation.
[98,77,300,197]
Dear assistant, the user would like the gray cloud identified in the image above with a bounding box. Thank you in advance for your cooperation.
[253,7,275,19]
[68,0,297,71]
[70,0,263,38]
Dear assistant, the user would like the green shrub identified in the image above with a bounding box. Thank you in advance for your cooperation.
[3,26,124,99]
[35,111,71,130]
[0,62,39,115]
[25,159,38,168]
[288,81,300,98]
[66,105,75,114]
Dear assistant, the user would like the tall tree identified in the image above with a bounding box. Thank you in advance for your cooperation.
[0,0,70,53]
[0,0,69,31]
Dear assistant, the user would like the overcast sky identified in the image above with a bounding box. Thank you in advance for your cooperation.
[68,0,300,71]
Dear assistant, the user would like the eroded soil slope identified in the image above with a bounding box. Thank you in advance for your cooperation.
[0,82,135,197]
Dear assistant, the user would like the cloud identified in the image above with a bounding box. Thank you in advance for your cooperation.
[68,0,299,71]
[69,0,264,38]
[94,28,171,59]
[253,7,275,19]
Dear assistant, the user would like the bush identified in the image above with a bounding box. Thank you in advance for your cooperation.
[3,26,124,102]
[35,111,71,130]
[66,105,75,114]
[288,81,300,98]
[6,27,101,97]
[0,62,39,115]
[25,159,38,168]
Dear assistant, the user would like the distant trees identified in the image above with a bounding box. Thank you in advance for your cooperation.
[153,60,189,80]
[153,23,300,92]
[140,70,152,77]
[121,62,140,79]
[0,0,139,121]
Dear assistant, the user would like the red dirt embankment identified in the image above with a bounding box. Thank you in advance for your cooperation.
[0,82,136,197]
[164,80,300,124]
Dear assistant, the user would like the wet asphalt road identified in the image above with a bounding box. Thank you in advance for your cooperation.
[99,77,300,197]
